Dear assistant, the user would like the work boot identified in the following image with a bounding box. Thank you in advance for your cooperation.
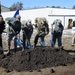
[59,46,64,50]
[6,50,10,56]
[33,43,36,48]
[71,44,75,46]
[0,50,3,54]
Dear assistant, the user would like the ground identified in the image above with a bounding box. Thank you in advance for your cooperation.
[0,63,75,75]
[0,29,75,75]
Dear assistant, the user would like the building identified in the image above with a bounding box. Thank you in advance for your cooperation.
[1,5,10,12]
[2,7,75,28]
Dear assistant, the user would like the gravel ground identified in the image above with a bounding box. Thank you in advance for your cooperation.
[0,29,75,75]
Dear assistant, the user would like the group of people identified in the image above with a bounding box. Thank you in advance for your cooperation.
[0,14,64,54]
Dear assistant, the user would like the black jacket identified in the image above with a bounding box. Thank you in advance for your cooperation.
[0,21,5,34]
[8,20,21,34]
[22,24,33,35]
[54,24,64,37]
[73,21,75,27]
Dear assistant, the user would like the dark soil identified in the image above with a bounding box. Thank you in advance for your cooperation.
[0,47,75,72]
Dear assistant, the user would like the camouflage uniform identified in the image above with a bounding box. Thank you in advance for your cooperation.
[6,16,21,53]
[34,17,49,47]
[51,19,64,47]
[22,20,33,50]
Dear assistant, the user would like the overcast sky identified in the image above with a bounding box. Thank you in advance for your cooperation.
[1,0,75,9]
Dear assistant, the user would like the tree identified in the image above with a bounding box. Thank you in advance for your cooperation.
[10,2,23,11]
[72,5,75,9]
[51,6,56,8]
[51,6,61,8]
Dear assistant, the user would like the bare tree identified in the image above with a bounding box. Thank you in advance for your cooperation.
[10,2,23,11]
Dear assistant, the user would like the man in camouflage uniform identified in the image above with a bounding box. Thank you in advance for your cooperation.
[34,17,49,47]
[51,19,64,48]
[6,15,21,53]
[21,20,33,50]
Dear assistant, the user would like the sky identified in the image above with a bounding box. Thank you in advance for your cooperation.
[1,0,75,9]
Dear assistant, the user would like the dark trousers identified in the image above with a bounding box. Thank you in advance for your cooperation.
[23,33,26,49]
[34,34,45,46]
[23,32,32,49]
[52,34,62,47]
[0,34,2,48]
[8,34,17,52]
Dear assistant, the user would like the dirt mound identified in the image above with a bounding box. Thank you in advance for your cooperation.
[0,47,75,72]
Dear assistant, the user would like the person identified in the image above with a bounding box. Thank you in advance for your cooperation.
[72,21,75,46]
[51,19,64,49]
[22,20,33,50]
[7,15,21,53]
[34,17,49,47]
[0,15,5,54]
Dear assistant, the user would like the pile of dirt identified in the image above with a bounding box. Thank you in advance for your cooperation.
[0,47,75,72]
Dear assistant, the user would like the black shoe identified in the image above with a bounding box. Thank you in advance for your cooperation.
[6,51,10,56]
[33,44,36,48]
[0,50,3,55]
[59,46,64,50]
[71,44,74,46]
